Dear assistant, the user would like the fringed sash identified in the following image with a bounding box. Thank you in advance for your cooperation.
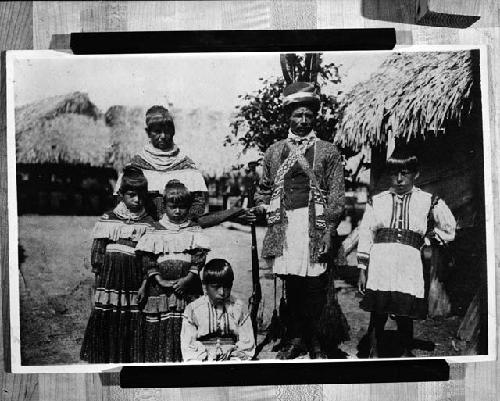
[267,137,316,225]
[293,146,327,230]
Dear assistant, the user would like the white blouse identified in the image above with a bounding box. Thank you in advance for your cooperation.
[356,187,456,297]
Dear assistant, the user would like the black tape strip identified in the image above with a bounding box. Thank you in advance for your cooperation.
[120,359,449,387]
[70,29,396,54]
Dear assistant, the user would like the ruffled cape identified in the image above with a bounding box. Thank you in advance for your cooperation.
[92,215,153,242]
[135,225,210,254]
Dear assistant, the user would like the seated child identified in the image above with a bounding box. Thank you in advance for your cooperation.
[357,149,456,358]
[80,166,155,363]
[135,180,210,362]
[181,259,256,362]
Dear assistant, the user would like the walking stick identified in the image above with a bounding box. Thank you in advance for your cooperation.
[247,181,262,349]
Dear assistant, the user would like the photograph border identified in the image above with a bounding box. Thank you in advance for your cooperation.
[6,44,496,374]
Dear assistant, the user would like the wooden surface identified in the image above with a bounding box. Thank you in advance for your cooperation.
[1,1,499,400]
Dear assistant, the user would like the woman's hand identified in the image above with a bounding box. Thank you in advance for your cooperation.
[358,269,367,295]
[174,273,194,296]
[155,276,175,288]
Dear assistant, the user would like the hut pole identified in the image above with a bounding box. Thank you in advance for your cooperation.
[424,246,451,318]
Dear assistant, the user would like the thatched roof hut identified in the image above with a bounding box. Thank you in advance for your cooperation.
[335,50,486,322]
[104,105,146,170]
[16,92,111,166]
[335,51,475,152]
[334,51,482,216]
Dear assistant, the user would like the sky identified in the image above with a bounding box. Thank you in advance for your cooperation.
[12,51,389,173]
[13,51,388,112]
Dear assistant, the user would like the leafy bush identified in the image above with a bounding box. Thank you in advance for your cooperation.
[225,54,342,154]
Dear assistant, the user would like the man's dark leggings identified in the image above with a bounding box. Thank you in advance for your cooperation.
[282,273,327,350]
[369,312,414,352]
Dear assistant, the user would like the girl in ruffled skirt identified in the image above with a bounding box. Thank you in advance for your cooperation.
[80,166,155,363]
[136,180,210,362]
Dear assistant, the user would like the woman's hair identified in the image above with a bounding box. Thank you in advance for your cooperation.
[201,259,234,287]
[386,149,419,174]
[119,165,148,195]
[145,105,175,135]
[163,179,192,207]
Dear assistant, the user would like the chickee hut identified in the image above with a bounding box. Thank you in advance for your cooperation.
[15,92,117,215]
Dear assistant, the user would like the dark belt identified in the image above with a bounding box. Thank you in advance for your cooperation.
[374,227,424,250]
[198,332,237,347]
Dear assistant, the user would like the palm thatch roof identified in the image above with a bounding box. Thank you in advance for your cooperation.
[104,105,238,175]
[16,93,240,175]
[335,51,474,151]
[104,105,146,170]
[16,92,111,166]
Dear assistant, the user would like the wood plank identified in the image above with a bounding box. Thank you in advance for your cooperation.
[323,384,371,401]
[465,362,498,401]
[270,0,317,29]
[317,0,366,28]
[38,374,87,401]
[0,371,38,401]
[0,1,34,371]
[4,1,500,401]
[80,1,127,32]
[33,2,83,50]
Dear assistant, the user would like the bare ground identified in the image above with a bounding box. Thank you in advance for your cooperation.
[18,216,469,366]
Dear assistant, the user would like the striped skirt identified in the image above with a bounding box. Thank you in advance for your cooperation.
[142,260,202,362]
[80,247,144,363]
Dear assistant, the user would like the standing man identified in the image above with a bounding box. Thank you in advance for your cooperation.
[250,82,346,359]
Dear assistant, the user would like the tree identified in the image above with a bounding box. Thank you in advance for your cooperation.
[225,54,342,154]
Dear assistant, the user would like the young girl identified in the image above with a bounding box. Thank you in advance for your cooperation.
[357,150,456,357]
[181,259,255,362]
[135,180,210,362]
[80,166,155,363]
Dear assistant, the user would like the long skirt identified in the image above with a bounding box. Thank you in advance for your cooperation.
[80,250,144,363]
[142,263,202,362]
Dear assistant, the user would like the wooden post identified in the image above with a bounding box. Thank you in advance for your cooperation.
[426,246,451,318]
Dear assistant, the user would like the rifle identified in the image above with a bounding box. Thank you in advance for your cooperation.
[247,180,262,345]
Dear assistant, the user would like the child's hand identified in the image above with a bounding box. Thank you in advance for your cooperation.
[319,230,332,255]
[358,269,367,295]
[137,285,147,304]
[220,346,236,361]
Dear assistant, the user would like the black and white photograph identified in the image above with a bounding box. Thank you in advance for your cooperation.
[6,46,495,372]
